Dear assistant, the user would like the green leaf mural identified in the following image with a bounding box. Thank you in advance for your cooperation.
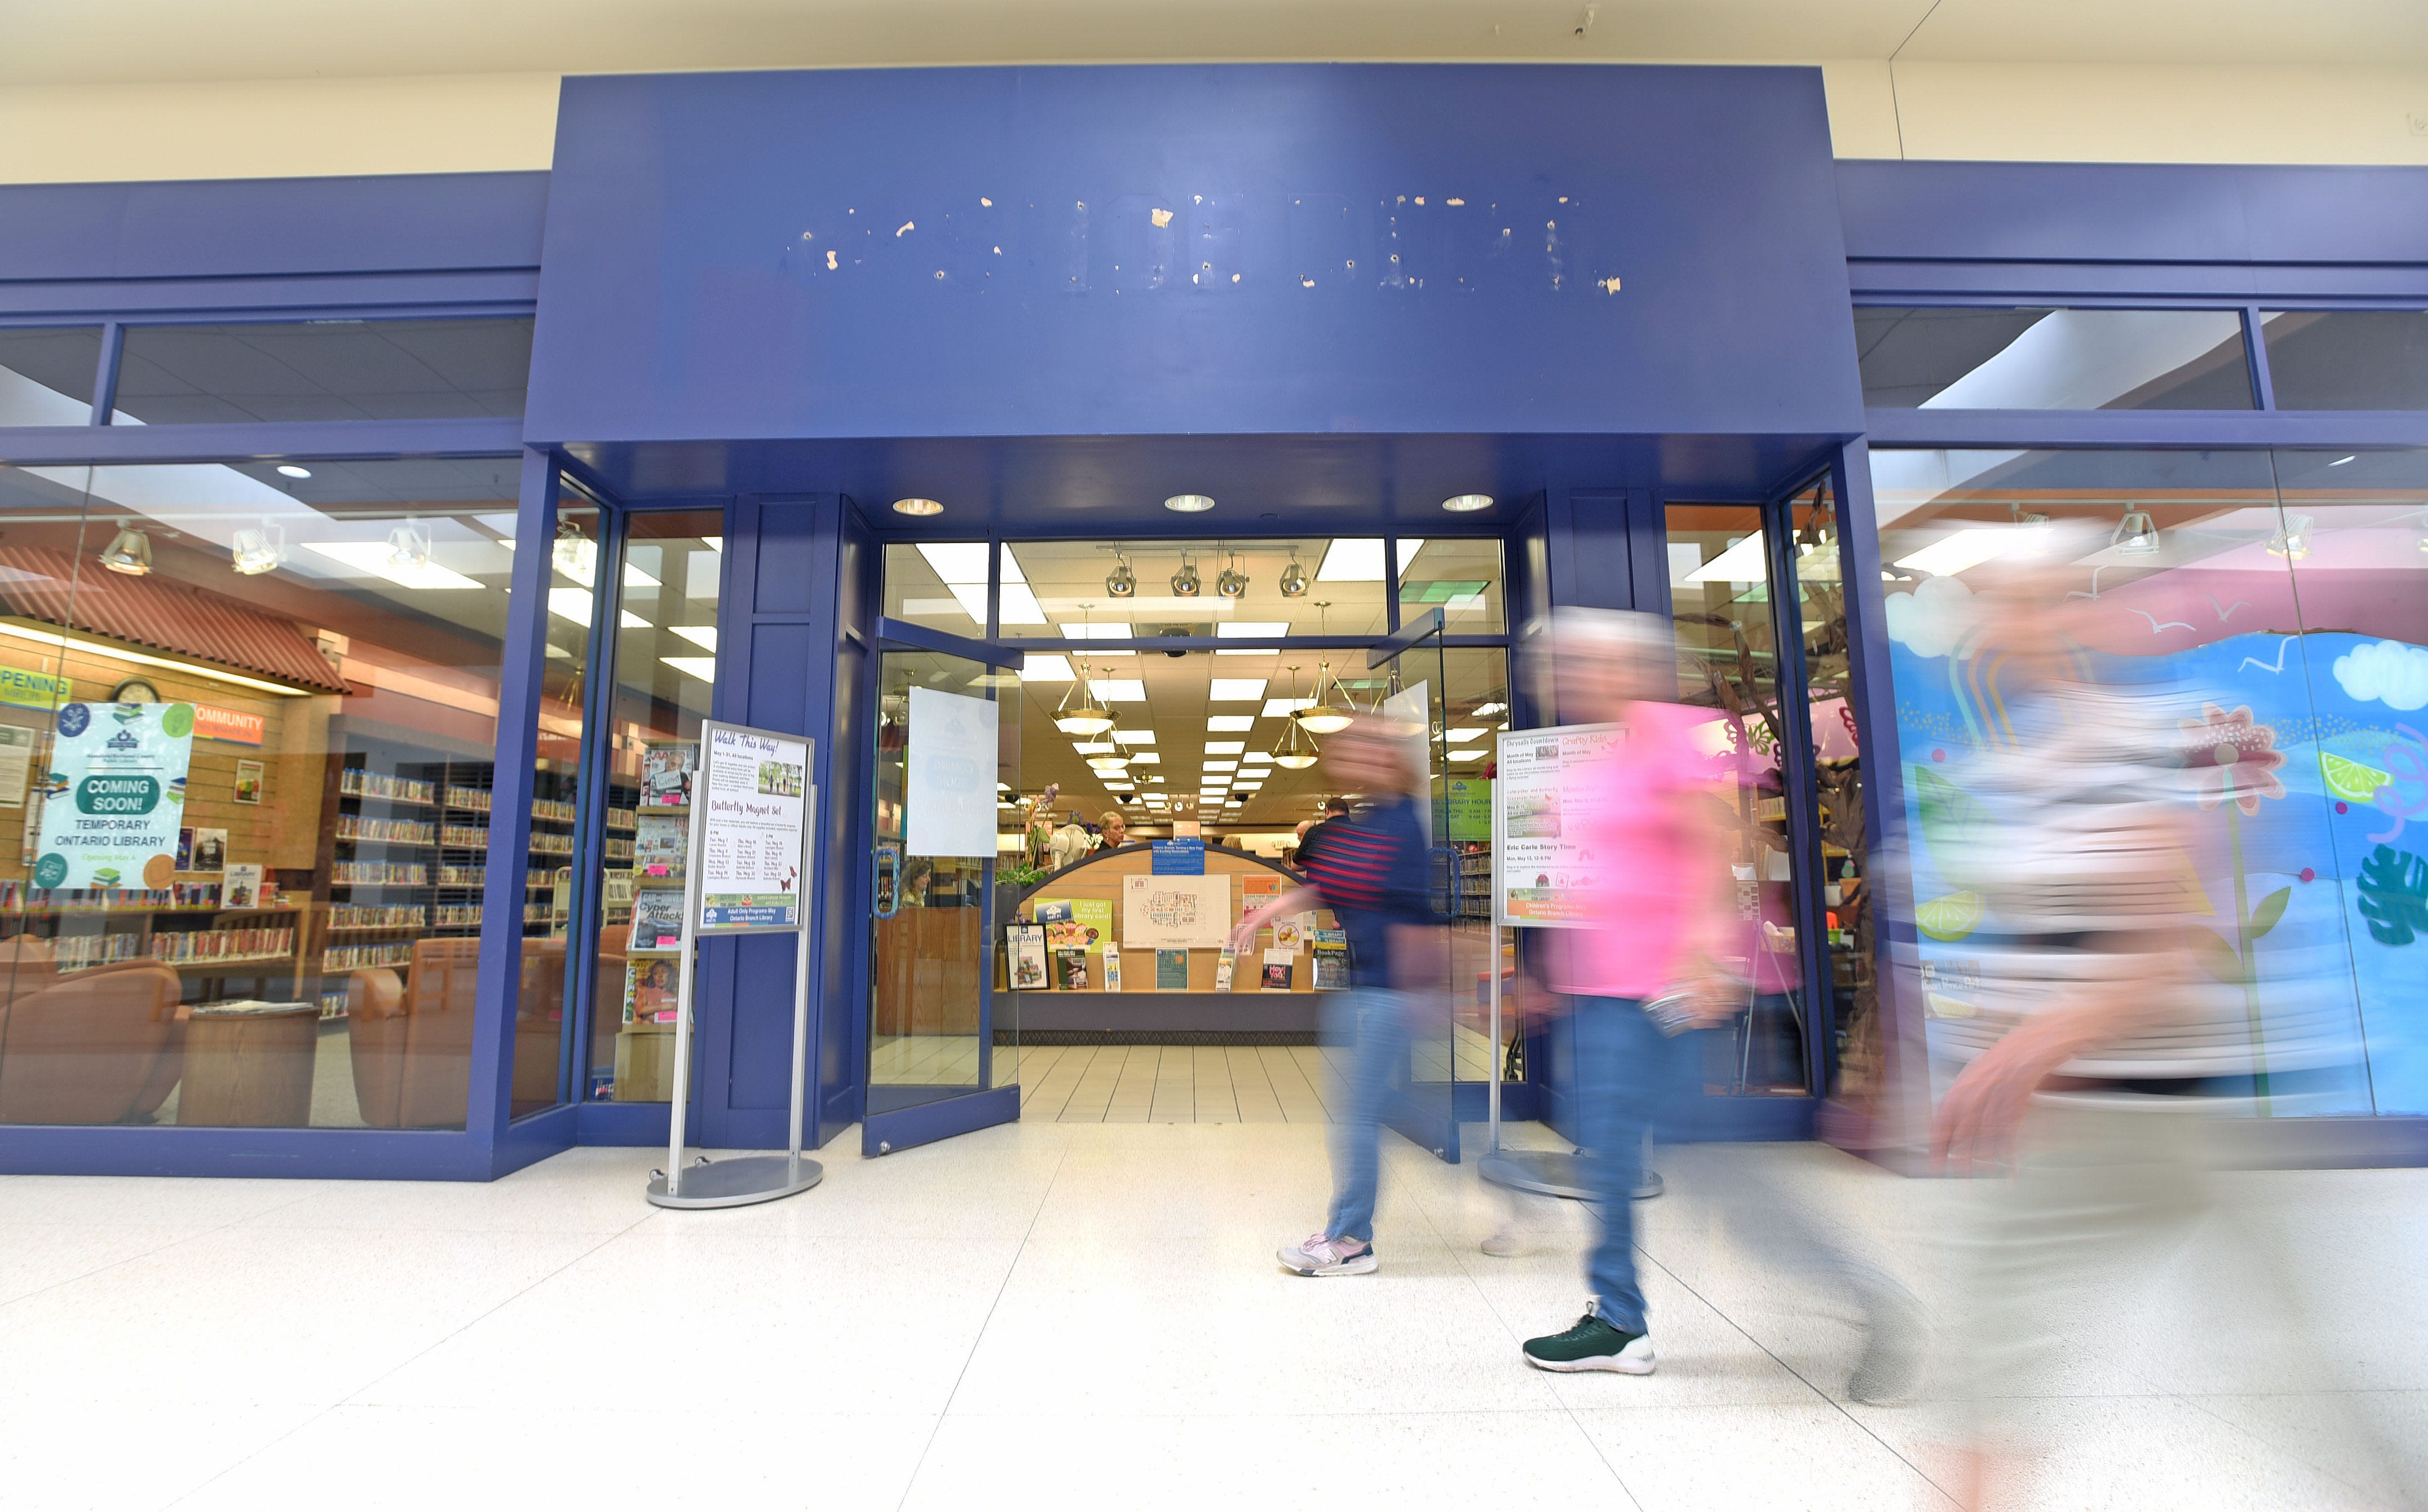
[2357,844,2428,947]
[2249,886,2291,940]
[1911,765,1992,896]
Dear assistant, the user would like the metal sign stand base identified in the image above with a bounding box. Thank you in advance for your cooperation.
[647,1154,823,1210]
[1479,1142,1664,1203]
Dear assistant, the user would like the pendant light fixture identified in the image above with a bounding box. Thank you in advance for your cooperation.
[2265,512,2314,561]
[1270,665,1320,769]
[1295,602,1359,736]
[1054,604,1116,736]
[98,524,153,576]
[386,519,432,572]
[230,520,286,576]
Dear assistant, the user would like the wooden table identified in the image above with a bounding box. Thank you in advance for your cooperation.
[177,1001,319,1126]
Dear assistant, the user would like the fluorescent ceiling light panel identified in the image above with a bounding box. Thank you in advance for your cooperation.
[702,537,723,551]
[1443,727,1485,742]
[1072,741,1116,754]
[1206,715,1255,732]
[1449,748,1486,760]
[1022,653,1074,681]
[548,587,595,624]
[945,584,990,621]
[1125,751,1160,764]
[620,610,649,629]
[300,540,483,591]
[1058,622,1133,639]
[1395,538,1427,573]
[1205,741,1246,754]
[1209,679,1267,701]
[1112,728,1156,744]
[1089,678,1145,701]
[1105,781,1135,791]
[1472,701,1507,717]
[1213,648,1275,656]
[1684,534,1771,585]
[671,625,717,651]
[915,542,990,584]
[1261,696,1314,717]
[997,546,1029,584]
[1202,760,1237,771]
[1894,529,2014,578]
[998,583,1047,625]
[1231,780,1264,790]
[663,655,718,680]
[1317,538,1386,581]
[1217,621,1291,638]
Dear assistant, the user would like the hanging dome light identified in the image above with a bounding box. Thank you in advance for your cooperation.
[1269,665,1322,769]
[2110,506,2160,556]
[2265,512,2314,560]
[1170,553,1201,598]
[386,519,432,572]
[1293,603,1358,734]
[1277,550,1308,598]
[1055,631,1116,735]
[552,517,596,584]
[98,524,152,576]
[231,521,286,576]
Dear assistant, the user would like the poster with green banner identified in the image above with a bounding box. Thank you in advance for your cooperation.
[1445,778,1493,842]
[34,701,194,891]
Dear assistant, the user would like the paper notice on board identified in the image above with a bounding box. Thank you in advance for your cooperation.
[696,724,809,931]
[905,685,998,859]
[1496,723,1623,928]
[0,725,35,808]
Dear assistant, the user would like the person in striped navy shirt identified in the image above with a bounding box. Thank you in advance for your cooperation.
[1233,715,1438,1278]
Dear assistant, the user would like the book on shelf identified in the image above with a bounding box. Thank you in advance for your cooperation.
[1051,947,1092,991]
[1310,943,1349,990]
[1261,948,1295,992]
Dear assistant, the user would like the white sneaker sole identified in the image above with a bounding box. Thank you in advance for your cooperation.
[1525,1346,1656,1375]
[1277,1251,1378,1277]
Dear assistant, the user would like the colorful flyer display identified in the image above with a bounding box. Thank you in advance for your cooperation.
[34,701,195,891]
[696,724,810,931]
[1494,723,1622,927]
[1122,873,1230,948]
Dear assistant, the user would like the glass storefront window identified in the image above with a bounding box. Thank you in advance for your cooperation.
[113,318,536,425]
[2260,310,2428,411]
[573,510,723,1103]
[1855,307,2254,410]
[997,538,1390,641]
[0,456,520,1128]
[1664,502,1811,1094]
[883,541,986,637]
[1869,447,2393,1114]
[0,327,103,426]
[1398,537,1504,635]
[1782,482,1868,1102]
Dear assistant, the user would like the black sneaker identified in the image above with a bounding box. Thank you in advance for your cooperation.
[1522,1312,1656,1374]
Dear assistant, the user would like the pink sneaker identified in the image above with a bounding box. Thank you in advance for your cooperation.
[1278,1232,1378,1276]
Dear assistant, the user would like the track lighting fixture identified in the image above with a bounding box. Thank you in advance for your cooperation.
[1170,553,1201,598]
[1277,550,1308,599]
[1216,552,1248,599]
[231,521,286,576]
[98,525,153,577]
[1106,551,1137,598]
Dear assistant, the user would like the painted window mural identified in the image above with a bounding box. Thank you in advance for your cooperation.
[1871,448,2428,1115]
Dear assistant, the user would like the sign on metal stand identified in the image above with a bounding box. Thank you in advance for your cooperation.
[647,719,824,1210]
[1477,722,1663,1203]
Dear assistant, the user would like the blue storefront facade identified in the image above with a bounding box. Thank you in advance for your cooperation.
[0,63,2421,1179]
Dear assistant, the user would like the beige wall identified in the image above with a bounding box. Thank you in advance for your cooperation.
[1,60,2425,184]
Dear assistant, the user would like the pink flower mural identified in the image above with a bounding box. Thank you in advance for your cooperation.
[2178,703,2287,816]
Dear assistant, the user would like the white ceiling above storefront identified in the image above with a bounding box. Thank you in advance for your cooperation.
[8,0,2428,83]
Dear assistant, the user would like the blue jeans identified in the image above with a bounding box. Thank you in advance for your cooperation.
[1322,986,1413,1245]
[1570,995,1680,1334]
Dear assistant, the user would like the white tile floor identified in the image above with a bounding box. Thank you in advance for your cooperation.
[3,1120,2421,1511]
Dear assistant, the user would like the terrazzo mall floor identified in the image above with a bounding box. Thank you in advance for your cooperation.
[3,1118,2421,1510]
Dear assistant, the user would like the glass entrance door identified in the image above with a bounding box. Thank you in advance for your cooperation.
[1369,610,1463,1161]
[864,622,1020,1155]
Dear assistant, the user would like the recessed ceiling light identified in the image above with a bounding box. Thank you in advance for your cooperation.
[1442,493,1492,512]
[276,464,312,479]
[1164,494,1216,513]
[892,497,943,516]
[2329,455,2357,467]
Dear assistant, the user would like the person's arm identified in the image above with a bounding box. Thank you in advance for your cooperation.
[1231,886,1318,955]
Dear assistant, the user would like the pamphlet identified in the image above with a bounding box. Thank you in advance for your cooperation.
[1101,948,1123,991]
[624,958,681,1025]
[1261,948,1295,992]
[1311,943,1348,990]
[640,739,697,808]
[1155,948,1191,990]
[1007,924,1048,989]
[1271,916,1304,951]
[1213,946,1237,992]
[1052,947,1093,990]
[629,888,686,951]
[633,814,687,878]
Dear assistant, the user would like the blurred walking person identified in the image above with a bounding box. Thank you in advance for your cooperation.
[1234,715,1438,1277]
